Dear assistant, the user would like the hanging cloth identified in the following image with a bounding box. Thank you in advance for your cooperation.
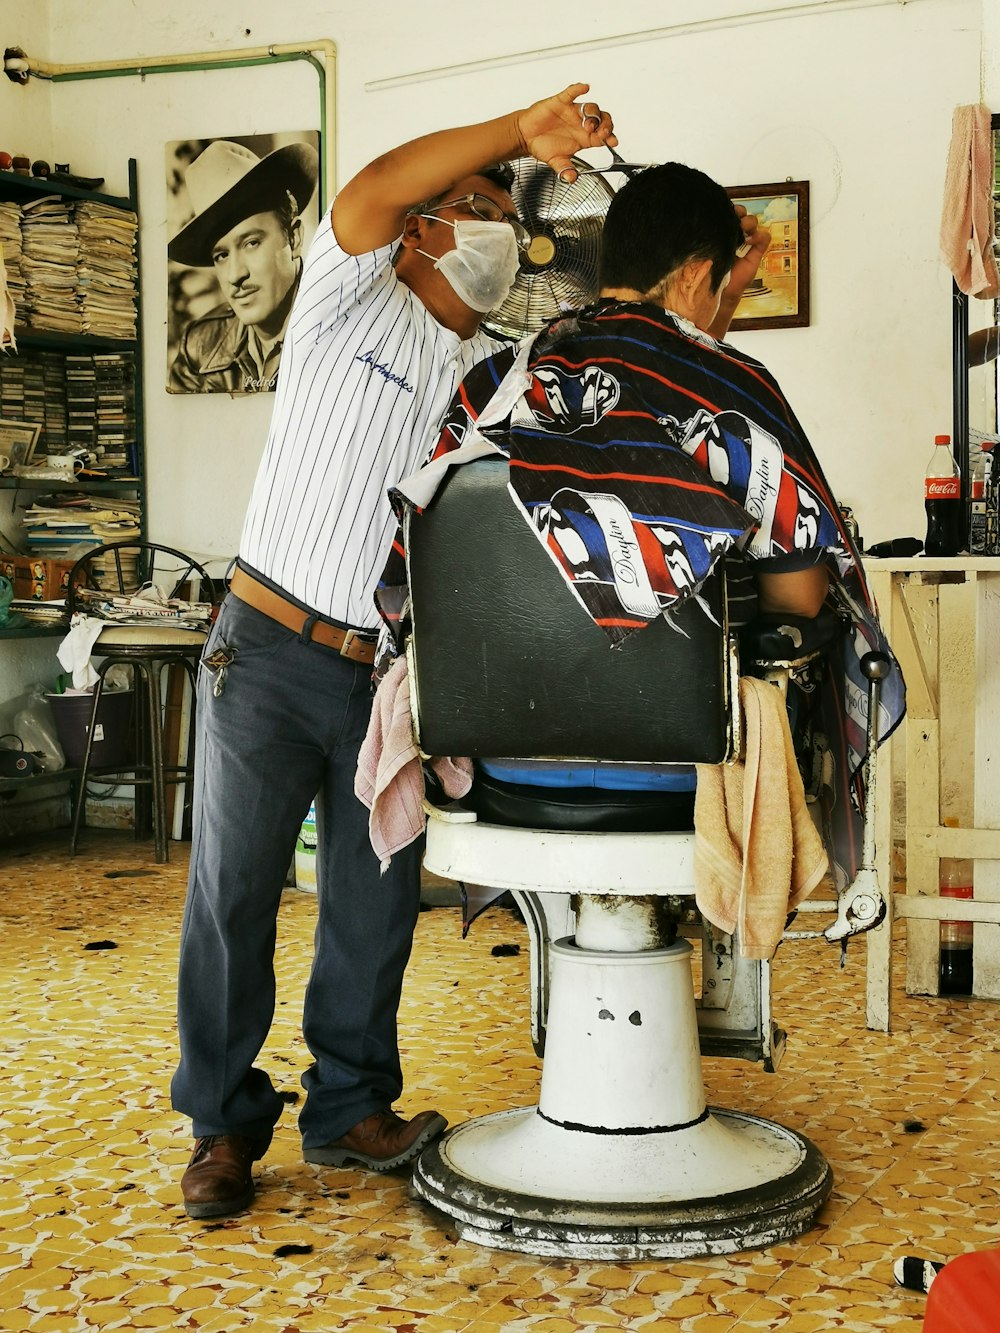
[0,244,16,351]
[940,103,1000,299]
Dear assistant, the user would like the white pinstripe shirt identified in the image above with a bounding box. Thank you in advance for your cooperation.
[240,205,506,628]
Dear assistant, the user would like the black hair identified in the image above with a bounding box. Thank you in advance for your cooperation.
[411,161,516,217]
[598,162,743,296]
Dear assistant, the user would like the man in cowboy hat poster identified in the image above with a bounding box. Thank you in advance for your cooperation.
[167,134,319,394]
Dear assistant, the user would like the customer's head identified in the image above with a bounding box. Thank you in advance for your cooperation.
[599,162,743,330]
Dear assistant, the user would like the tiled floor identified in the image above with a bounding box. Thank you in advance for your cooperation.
[1,828,995,1332]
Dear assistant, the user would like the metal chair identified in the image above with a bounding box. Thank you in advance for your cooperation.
[65,541,217,862]
[400,457,888,1260]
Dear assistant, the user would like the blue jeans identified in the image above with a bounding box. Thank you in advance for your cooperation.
[170,594,423,1147]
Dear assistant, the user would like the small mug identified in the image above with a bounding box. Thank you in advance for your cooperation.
[0,454,10,473]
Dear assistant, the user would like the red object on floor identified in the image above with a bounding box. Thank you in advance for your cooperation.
[923,1249,1000,1332]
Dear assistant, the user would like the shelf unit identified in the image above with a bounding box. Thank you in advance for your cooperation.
[0,160,145,642]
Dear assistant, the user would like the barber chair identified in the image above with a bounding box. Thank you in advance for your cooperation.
[401,457,888,1260]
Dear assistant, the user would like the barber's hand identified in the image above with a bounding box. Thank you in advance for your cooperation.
[513,83,617,182]
[724,206,771,304]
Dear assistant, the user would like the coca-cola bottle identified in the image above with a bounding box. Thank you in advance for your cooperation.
[939,855,974,997]
[924,434,962,557]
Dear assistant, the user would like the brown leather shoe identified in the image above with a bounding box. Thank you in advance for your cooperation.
[181,1134,268,1219]
[303,1109,447,1170]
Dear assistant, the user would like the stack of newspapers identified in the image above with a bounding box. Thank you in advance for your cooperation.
[19,195,83,334]
[75,201,138,339]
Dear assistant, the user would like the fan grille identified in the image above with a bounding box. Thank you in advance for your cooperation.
[482,158,614,342]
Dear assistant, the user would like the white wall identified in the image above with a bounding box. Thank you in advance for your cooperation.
[5,0,982,567]
[2,0,51,147]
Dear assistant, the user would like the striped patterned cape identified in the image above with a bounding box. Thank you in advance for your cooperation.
[377,301,904,886]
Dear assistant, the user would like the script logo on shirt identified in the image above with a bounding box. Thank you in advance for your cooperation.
[356,347,414,393]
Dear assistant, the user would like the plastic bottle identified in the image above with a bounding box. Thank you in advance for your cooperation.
[294,800,318,893]
[969,453,988,555]
[924,434,962,557]
[939,853,974,996]
[987,447,1000,556]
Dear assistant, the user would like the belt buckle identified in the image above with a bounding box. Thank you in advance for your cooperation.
[340,628,371,661]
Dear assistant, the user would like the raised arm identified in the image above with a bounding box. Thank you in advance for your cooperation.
[707,205,772,341]
[332,82,617,255]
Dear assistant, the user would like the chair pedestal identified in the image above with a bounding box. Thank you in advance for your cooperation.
[412,816,831,1259]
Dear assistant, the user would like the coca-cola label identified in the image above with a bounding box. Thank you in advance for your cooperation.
[925,477,960,500]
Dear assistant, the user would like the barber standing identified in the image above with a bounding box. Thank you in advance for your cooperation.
[171,84,617,1219]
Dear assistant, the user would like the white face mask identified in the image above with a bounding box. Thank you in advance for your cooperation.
[417,218,520,312]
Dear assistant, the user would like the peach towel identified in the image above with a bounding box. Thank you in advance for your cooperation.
[940,104,1000,299]
[355,655,472,872]
[694,676,828,960]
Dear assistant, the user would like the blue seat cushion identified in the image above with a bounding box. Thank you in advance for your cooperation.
[470,762,696,834]
[478,758,697,792]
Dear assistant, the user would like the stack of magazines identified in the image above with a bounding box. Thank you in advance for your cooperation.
[76,201,138,339]
[1,202,25,332]
[19,195,83,334]
[22,491,141,557]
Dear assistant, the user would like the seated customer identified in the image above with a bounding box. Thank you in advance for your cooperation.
[375,162,903,889]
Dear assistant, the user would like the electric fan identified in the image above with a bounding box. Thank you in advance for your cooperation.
[482,156,617,342]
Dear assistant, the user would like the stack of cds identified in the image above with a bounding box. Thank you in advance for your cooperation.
[94,353,134,470]
[65,353,97,453]
[0,348,134,465]
[0,355,24,422]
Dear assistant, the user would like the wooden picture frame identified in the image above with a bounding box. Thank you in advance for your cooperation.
[725,181,810,330]
[0,419,41,469]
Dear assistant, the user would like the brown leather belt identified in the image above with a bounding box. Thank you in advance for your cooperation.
[230,567,377,665]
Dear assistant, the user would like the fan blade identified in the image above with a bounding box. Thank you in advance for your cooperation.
[515,167,560,231]
[483,158,615,340]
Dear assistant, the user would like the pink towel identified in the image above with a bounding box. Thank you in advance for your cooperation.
[694,676,828,960]
[940,104,1000,299]
[355,655,472,872]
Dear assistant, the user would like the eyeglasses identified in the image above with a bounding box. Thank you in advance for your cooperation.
[424,192,531,252]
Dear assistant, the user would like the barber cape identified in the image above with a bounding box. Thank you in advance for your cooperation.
[376,301,905,888]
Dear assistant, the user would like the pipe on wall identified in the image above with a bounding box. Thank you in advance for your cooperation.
[5,40,337,203]
[365,0,919,91]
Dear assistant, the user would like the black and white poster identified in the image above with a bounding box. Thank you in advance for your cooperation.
[166,131,320,395]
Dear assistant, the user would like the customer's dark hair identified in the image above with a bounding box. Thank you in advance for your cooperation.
[598,162,743,297]
[479,161,515,193]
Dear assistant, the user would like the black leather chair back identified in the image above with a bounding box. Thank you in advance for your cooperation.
[405,457,735,765]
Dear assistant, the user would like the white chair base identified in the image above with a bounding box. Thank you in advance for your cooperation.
[414,814,831,1259]
[413,1105,830,1260]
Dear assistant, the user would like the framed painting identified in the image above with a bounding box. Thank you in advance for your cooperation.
[0,418,41,468]
[725,181,810,330]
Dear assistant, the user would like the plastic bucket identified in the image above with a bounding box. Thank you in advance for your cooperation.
[294,801,318,893]
[46,690,133,769]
